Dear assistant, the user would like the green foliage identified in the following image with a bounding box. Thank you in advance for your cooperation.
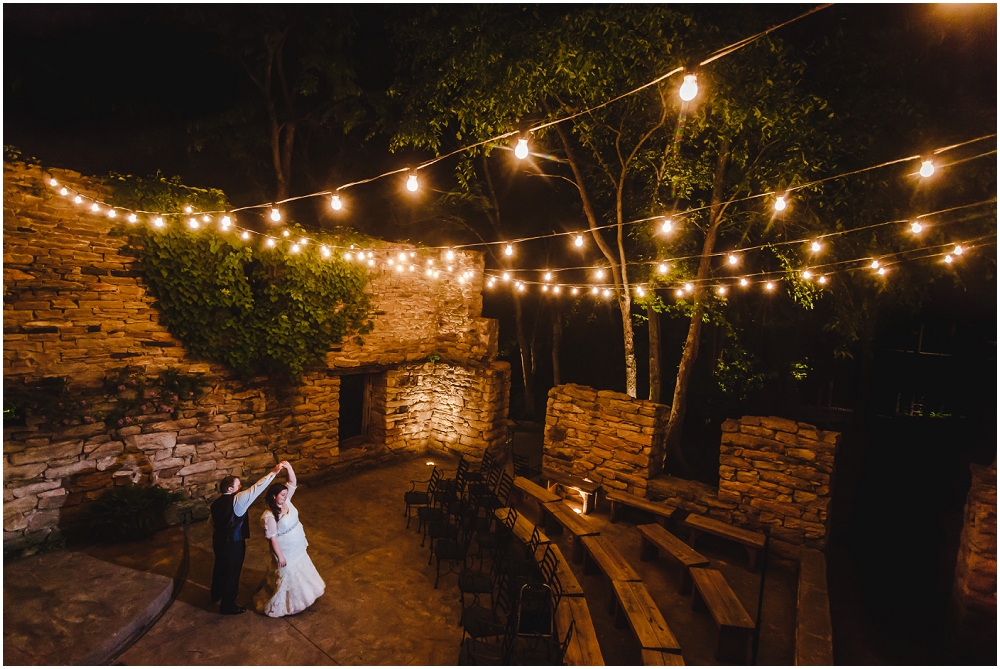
[102,366,207,429]
[426,352,442,363]
[88,484,184,542]
[108,175,374,379]
[789,359,811,382]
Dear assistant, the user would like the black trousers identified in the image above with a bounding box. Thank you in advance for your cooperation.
[211,537,246,612]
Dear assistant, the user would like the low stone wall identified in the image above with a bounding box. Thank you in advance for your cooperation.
[542,384,667,497]
[717,416,838,551]
[3,161,510,555]
[952,459,997,621]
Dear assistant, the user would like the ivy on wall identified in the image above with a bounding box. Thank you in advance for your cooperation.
[107,174,374,379]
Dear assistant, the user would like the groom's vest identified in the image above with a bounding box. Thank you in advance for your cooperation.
[211,493,250,543]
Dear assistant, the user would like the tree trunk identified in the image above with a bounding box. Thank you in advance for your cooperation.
[619,293,638,397]
[648,304,661,402]
[552,311,562,386]
[663,140,731,473]
[513,290,536,418]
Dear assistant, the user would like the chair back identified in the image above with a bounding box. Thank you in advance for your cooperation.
[479,449,496,474]
[501,507,518,534]
[517,582,554,639]
[495,471,514,506]
[538,545,558,584]
[527,525,542,555]
[554,620,575,664]
[426,467,442,494]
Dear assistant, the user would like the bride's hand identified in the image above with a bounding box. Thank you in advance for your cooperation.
[278,556,287,568]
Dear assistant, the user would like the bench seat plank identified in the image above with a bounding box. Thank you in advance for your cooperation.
[542,501,600,562]
[581,535,641,582]
[637,524,710,593]
[514,475,562,504]
[641,649,685,665]
[607,490,678,523]
[682,514,765,549]
[495,507,551,547]
[558,596,605,666]
[611,580,681,652]
[690,568,754,629]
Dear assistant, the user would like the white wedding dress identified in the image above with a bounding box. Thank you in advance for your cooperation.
[253,485,326,617]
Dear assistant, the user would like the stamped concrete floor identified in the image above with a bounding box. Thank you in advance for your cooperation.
[111,452,797,665]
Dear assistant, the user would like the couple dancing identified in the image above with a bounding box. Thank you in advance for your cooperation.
[210,460,325,617]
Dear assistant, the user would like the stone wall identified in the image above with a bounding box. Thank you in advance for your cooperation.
[717,416,838,551]
[541,384,667,497]
[952,459,997,619]
[3,161,510,554]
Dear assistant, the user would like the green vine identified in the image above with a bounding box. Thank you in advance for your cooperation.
[106,174,375,379]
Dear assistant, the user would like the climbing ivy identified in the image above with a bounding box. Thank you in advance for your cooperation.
[107,174,374,379]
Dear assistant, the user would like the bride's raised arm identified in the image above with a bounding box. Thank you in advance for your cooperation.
[284,461,297,500]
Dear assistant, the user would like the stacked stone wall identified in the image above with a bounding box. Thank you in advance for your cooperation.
[952,459,997,618]
[542,384,667,497]
[3,161,509,554]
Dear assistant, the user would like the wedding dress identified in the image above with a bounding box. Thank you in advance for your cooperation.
[253,486,326,617]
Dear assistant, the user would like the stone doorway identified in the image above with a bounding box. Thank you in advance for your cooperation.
[339,373,373,448]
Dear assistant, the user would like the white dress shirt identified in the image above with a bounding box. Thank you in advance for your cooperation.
[231,471,277,517]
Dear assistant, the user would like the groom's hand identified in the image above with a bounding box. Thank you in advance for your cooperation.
[271,462,283,475]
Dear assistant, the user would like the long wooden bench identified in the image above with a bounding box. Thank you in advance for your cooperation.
[542,468,601,514]
[557,595,605,665]
[540,500,600,563]
[513,475,562,513]
[494,507,551,549]
[690,567,755,664]
[609,579,682,654]
[542,542,584,598]
[580,535,641,583]
[795,548,833,666]
[641,649,686,665]
[637,524,710,594]
[607,490,678,525]
[682,514,766,571]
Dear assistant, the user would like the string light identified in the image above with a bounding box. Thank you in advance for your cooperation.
[774,195,787,212]
[740,278,749,287]
[675,288,684,298]
[300,238,308,247]
[505,244,514,256]
[658,263,668,274]
[406,173,419,192]
[802,270,813,280]
[636,286,646,297]
[910,221,923,234]
[514,137,530,160]
[574,235,584,247]
[446,249,455,260]
[291,243,300,254]
[49,178,58,187]
[270,208,281,222]
[128,213,137,224]
[221,216,231,230]
[818,275,828,285]
[241,231,250,240]
[544,271,552,281]
[266,238,276,248]
[184,206,193,214]
[591,287,599,295]
[811,240,822,253]
[59,187,68,196]
[188,218,199,229]
[595,268,606,280]
[281,230,290,237]
[765,282,775,292]
[517,283,526,293]
[870,260,880,269]
[954,244,964,256]
[571,287,579,295]
[202,215,210,223]
[661,218,673,234]
[321,246,330,258]
[91,203,100,212]
[553,285,562,295]
[107,209,116,219]
[502,272,510,282]
[684,283,693,293]
[154,217,165,228]
[919,160,935,178]
[727,253,739,266]
[542,285,548,292]
[716,285,727,296]
[331,194,343,210]
[877,267,887,276]
[368,259,375,267]
[74,196,82,204]
[679,73,699,102]
[602,288,612,298]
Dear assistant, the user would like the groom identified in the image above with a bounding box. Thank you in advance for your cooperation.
[210,460,288,614]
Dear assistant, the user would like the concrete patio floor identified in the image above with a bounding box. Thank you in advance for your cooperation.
[112,451,796,665]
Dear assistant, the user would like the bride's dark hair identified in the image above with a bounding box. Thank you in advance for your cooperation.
[264,483,287,520]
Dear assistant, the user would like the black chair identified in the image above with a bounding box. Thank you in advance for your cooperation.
[460,612,517,666]
[513,619,574,666]
[484,471,514,513]
[434,527,472,589]
[512,452,540,479]
[424,509,460,561]
[466,449,499,486]
[536,544,559,586]
[469,459,502,500]
[439,456,471,498]
[462,573,512,642]
[404,467,441,529]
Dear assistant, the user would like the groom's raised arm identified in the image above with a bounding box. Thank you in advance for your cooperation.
[233,463,282,517]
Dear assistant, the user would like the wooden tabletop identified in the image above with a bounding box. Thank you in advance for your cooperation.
[682,514,766,549]
[581,535,641,582]
[611,580,682,652]
[557,596,605,666]
[514,476,562,504]
[543,501,601,537]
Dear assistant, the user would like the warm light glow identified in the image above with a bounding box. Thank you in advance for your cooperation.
[346,252,353,261]
[128,213,137,224]
[270,208,281,222]
[91,203,100,212]
[188,218,199,229]
[282,230,290,237]
[727,253,738,266]
[870,260,880,269]
[684,283,693,293]
[184,205,193,214]
[367,251,373,258]
[661,218,673,234]
[675,289,684,298]
[290,244,300,253]
[811,240,822,253]
[59,187,68,196]
[445,250,455,261]
[877,267,886,275]
[514,137,529,160]
[432,269,439,277]
[954,244,964,256]
[919,160,935,178]
[774,196,787,212]
[74,195,83,204]
[544,272,552,281]
[241,231,250,240]
[502,272,510,282]
[818,275,828,285]
[910,221,923,234]
[368,259,375,266]
[571,287,579,295]
[517,283,526,292]
[765,282,775,292]
[802,270,813,280]
[679,73,699,102]
[602,288,611,298]
[107,209,117,219]
[574,234,584,247]
[504,244,514,256]
[202,215,210,223]
[944,255,954,264]
[542,285,549,292]
[410,252,415,258]
[265,238,277,247]
[717,285,727,295]
[321,246,330,258]
[406,173,419,191]
[49,178,58,187]
[636,286,646,297]
[486,277,494,286]
[154,217,165,228]
[446,265,453,272]
[553,285,561,294]
[740,278,749,287]
[595,268,606,280]
[591,286,599,295]
[399,252,407,262]
[331,194,342,210]
[426,461,434,466]
[658,263,668,274]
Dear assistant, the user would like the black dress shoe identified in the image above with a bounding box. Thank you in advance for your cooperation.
[220,605,247,615]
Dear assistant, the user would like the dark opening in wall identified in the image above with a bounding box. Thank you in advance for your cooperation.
[339,373,371,448]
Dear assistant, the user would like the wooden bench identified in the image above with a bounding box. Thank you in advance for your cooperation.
[513,475,561,513]
[542,468,601,514]
[795,548,833,666]
[540,500,600,563]
[690,568,755,664]
[495,507,551,549]
[609,579,682,653]
[543,542,584,598]
[607,490,678,525]
[682,514,766,571]
[641,649,686,665]
[581,535,641,583]
[557,595,605,665]
[637,524,710,594]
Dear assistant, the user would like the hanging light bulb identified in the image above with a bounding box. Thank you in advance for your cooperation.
[679,73,699,102]
[128,213,137,224]
[542,285,549,292]
[154,217,165,228]
[595,268,606,280]
[266,238,276,248]
[739,278,749,287]
[684,283,693,293]
[727,254,738,266]
[502,272,510,282]
[954,244,964,256]
[241,231,250,240]
[601,289,610,298]
[571,287,579,295]
[188,218,199,229]
[298,238,308,247]
[802,270,813,280]
[517,283,526,293]
[636,286,646,297]
[658,263,668,274]
[202,215,210,223]
[504,243,514,256]
[910,221,923,234]
[877,267,886,276]
[870,260,880,269]
[269,208,282,222]
[184,205,193,214]
[49,178,58,187]
[544,272,552,281]
[221,215,231,230]
[280,230,290,238]
[290,243,300,254]
[675,288,684,298]
[107,209,117,219]
[774,195,787,212]
[553,286,561,295]
[59,187,68,196]
[574,235,584,247]
[406,173,419,192]
[716,285,727,296]
[368,258,375,266]
[91,203,100,212]
[661,218,673,234]
[919,160,935,178]
[346,252,353,261]
[409,251,415,258]
[591,286,599,295]
[514,137,529,160]
[331,194,343,210]
[765,282,775,292]
[74,195,83,204]
[818,275,828,285]
[445,249,455,261]
[432,269,439,277]
[398,252,407,262]
[944,255,954,264]
[811,240,822,253]
[321,246,330,258]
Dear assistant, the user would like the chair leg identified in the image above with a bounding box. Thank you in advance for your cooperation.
[434,557,441,589]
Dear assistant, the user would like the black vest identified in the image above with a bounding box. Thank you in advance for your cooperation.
[211,493,250,542]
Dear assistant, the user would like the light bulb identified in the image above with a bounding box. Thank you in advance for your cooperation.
[184,206,193,214]
[802,270,812,280]
[487,278,495,287]
[282,230,290,237]
[445,250,455,261]
[553,286,561,294]
[591,287,599,295]
[59,187,68,196]
[675,289,684,298]
[108,209,117,219]
[188,218,199,229]
[877,267,886,275]
[409,252,415,258]
[910,221,922,234]
[574,235,584,247]
[717,286,727,295]
[636,286,646,297]
[399,252,407,262]
[544,272,552,281]
[367,251,372,258]
[266,238,276,248]
[727,254,738,266]
[517,283,526,293]
[765,282,775,292]
[504,244,513,256]
[944,255,953,264]
[740,278,749,287]
[661,218,673,234]
[299,239,307,246]
[954,244,964,256]
[409,265,415,272]
[502,273,510,282]
[321,246,330,258]
[596,268,606,280]
[221,216,231,230]
[331,194,342,210]
[447,266,453,272]
[870,260,880,269]
[406,173,419,192]
[684,283,693,293]
[919,160,935,178]
[128,213,137,224]
[291,244,300,253]
[658,263,668,274]
[154,217,165,228]
[433,269,439,277]
[202,215,210,223]
[818,275,828,285]
[603,289,611,298]
[571,287,579,295]
[241,231,250,240]
[679,73,698,102]
[270,208,281,222]
[368,259,375,266]
[74,195,82,204]
[91,203,100,212]
[774,196,787,212]
[542,285,549,292]
[514,138,529,160]
[49,178,58,187]
[811,240,822,253]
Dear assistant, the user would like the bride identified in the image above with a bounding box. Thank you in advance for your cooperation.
[253,462,326,617]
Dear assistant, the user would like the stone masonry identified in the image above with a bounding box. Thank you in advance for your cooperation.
[3,161,510,554]
[542,384,667,497]
[952,459,997,619]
